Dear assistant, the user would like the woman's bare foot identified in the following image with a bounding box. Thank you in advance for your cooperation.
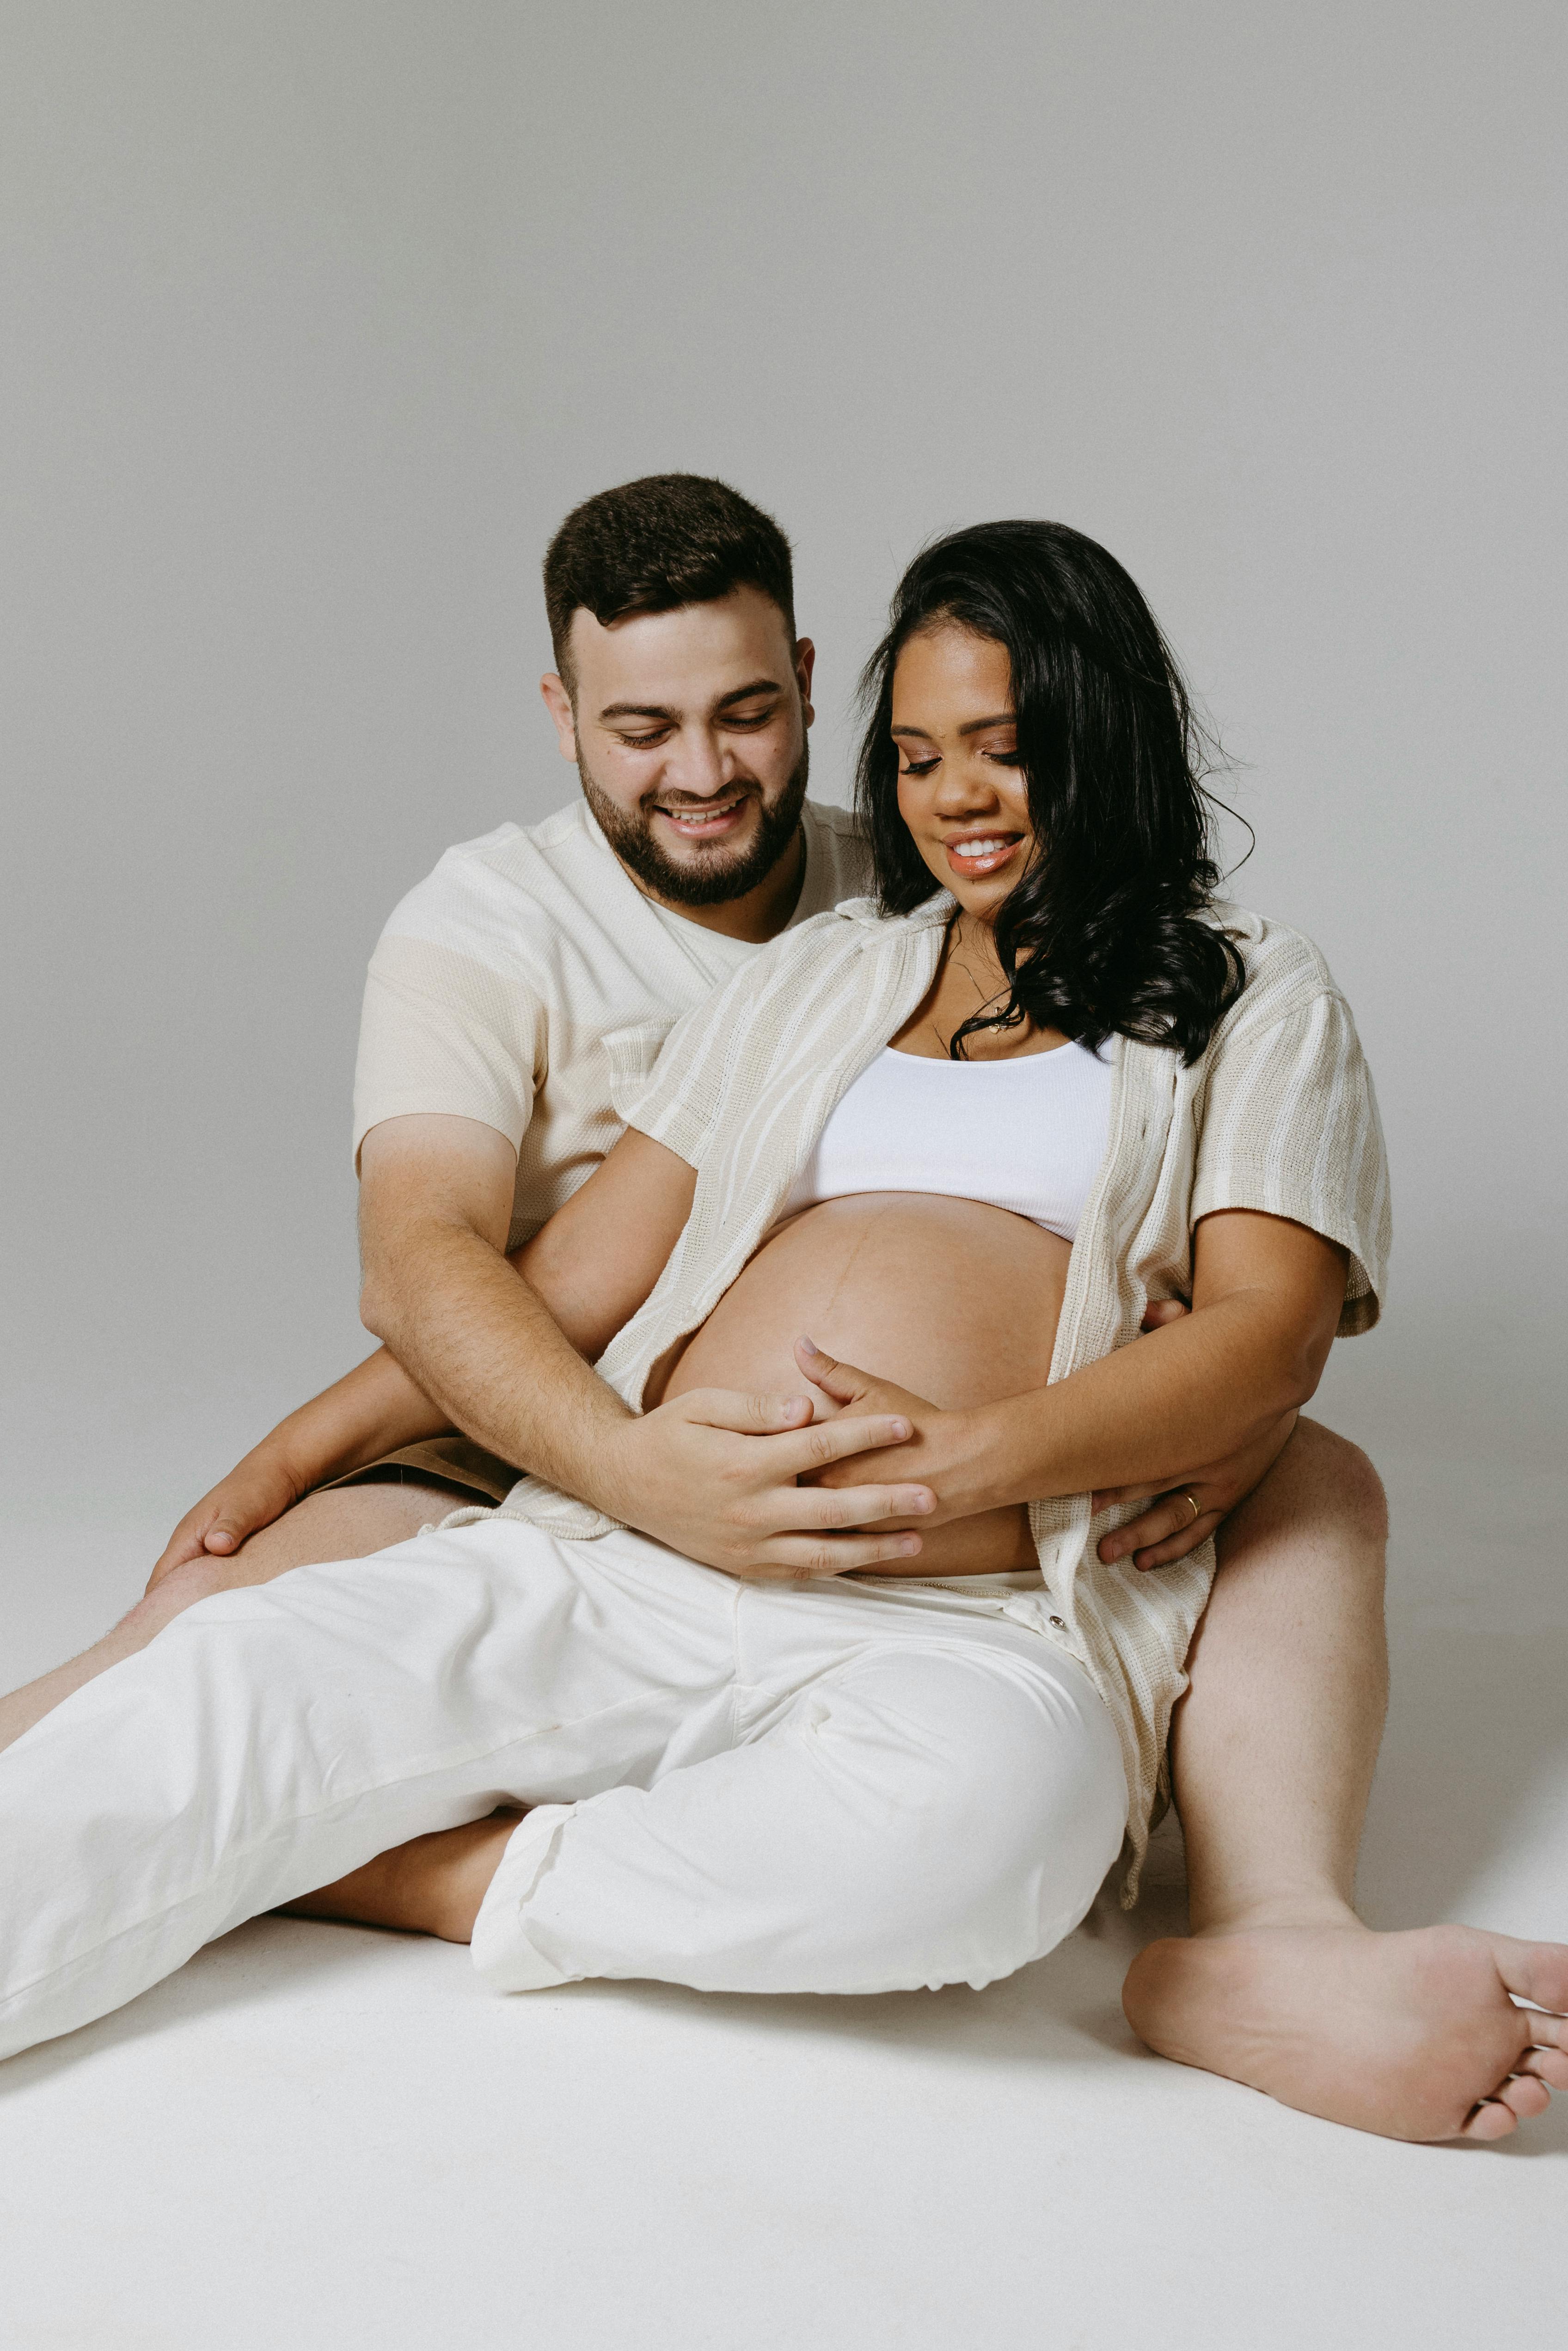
[282,1810,523,1944]
[1122,1918,1568,2141]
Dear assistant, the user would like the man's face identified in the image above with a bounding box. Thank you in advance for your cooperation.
[540,586,815,906]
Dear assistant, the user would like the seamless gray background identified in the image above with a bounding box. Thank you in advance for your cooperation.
[3,1,1563,1536]
[2,10,1567,2345]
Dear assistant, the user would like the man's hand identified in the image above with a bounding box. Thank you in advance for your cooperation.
[601,1383,937,1580]
[147,1453,302,1592]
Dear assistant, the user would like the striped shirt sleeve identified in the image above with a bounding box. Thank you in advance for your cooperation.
[619,959,757,1169]
[1190,989,1391,1333]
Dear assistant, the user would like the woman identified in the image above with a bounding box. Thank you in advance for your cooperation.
[6,525,1560,2136]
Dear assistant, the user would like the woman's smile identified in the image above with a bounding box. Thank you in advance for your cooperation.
[942,830,1025,881]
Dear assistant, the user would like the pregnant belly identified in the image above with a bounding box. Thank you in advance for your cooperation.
[654,1193,1072,1575]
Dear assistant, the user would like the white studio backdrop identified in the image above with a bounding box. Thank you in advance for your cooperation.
[1,1,1563,1555]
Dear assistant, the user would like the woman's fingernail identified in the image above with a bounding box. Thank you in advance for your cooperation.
[890,1418,911,1439]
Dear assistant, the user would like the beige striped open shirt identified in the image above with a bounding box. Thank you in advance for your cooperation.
[488,892,1391,1898]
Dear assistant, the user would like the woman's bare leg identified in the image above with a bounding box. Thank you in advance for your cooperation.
[0,1482,456,1754]
[1123,1420,1568,2140]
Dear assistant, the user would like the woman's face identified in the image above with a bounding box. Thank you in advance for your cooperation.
[891,625,1036,923]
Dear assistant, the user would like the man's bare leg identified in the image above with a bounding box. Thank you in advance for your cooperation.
[0,1482,456,1754]
[1123,1419,1568,2140]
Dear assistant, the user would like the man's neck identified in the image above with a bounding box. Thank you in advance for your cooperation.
[614,822,807,946]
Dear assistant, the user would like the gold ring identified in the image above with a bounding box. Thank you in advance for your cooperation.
[1181,1493,1201,1525]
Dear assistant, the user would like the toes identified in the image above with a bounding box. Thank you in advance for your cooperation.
[1494,2074,1553,2122]
[1516,2047,1568,2091]
[1490,1934,1568,2014]
[1459,2098,1519,2142]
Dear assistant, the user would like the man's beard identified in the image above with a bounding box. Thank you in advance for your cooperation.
[580,740,810,908]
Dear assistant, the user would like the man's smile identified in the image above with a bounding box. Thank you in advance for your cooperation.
[650,792,756,843]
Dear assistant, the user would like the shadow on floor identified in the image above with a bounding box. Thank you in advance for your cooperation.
[1360,1620,1568,1929]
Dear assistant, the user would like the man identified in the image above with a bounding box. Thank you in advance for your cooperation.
[3,477,1559,2138]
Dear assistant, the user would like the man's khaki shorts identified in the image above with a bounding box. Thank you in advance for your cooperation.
[321,1436,516,1510]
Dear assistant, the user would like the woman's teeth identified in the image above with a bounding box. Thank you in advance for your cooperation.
[946,836,1020,873]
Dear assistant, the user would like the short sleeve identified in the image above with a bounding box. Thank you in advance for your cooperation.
[351,933,542,1168]
[1191,991,1392,1335]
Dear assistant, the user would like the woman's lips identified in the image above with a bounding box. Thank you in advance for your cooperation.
[943,833,1023,879]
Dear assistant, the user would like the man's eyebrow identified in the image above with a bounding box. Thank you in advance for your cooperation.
[890,713,1016,740]
[596,678,784,725]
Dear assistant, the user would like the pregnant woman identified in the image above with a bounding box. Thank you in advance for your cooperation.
[4,524,1563,2142]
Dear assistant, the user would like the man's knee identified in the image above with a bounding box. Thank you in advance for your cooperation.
[1222,1420,1388,1575]
[122,1554,245,1640]
[1290,1419,1389,1546]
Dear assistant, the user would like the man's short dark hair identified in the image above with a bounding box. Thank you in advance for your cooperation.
[543,473,796,691]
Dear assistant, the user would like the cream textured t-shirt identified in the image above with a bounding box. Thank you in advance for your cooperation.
[352,796,874,1249]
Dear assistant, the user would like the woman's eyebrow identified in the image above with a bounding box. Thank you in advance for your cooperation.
[890,713,1015,740]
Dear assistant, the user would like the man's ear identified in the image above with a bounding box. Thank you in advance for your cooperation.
[540,673,579,761]
[794,636,816,729]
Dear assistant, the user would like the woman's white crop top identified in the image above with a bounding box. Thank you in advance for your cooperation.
[780,1041,1113,1243]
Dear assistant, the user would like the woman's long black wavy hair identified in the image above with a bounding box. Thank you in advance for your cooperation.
[855,520,1244,1063]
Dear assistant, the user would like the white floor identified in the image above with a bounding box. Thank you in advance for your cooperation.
[2,1452,1564,2351]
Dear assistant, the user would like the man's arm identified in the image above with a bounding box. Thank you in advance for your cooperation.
[359,1114,941,1578]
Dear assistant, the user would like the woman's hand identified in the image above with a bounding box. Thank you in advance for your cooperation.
[146,1451,303,1592]
[1092,1409,1299,1571]
[600,1384,937,1581]
[789,1341,977,1520]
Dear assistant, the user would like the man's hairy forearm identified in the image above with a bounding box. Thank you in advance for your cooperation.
[361,1218,632,1504]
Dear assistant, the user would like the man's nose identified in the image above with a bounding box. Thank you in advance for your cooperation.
[661,728,731,797]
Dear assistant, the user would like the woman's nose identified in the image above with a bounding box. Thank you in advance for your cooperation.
[931,757,1000,814]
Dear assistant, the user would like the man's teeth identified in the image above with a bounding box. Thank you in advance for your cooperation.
[659,803,743,825]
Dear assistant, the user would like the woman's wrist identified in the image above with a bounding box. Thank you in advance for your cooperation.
[942,1391,1061,1517]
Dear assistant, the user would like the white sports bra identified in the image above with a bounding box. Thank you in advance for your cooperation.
[780,1040,1113,1243]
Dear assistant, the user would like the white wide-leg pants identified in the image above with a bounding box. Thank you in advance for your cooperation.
[0,1519,1127,2061]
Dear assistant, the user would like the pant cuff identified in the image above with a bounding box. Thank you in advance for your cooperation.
[470,1805,578,1992]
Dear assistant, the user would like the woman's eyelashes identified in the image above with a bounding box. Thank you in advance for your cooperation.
[897,748,1021,778]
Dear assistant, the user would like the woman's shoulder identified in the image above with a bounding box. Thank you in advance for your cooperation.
[1201,900,1351,1037]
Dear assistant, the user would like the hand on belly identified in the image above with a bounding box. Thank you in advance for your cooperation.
[655,1194,1070,1575]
